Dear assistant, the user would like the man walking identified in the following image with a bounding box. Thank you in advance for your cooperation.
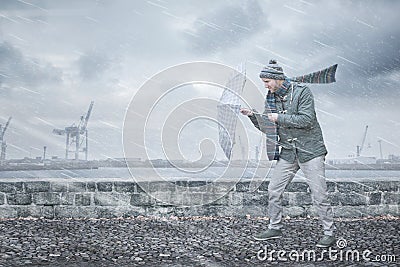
[240,60,336,248]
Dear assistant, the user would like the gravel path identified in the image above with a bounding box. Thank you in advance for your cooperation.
[0,216,398,266]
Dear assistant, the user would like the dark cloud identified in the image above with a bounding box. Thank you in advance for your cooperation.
[77,50,116,81]
[0,42,62,89]
[185,0,266,54]
[247,1,400,100]
[0,0,35,10]
[312,12,400,78]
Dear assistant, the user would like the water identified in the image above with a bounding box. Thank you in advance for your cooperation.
[0,167,399,180]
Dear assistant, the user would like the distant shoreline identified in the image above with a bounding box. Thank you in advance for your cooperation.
[1,162,400,172]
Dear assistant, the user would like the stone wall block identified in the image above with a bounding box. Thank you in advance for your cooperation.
[51,183,68,192]
[339,192,368,206]
[147,181,177,193]
[287,182,309,192]
[382,193,400,205]
[208,182,236,194]
[203,193,229,206]
[41,206,55,219]
[114,182,136,193]
[282,192,289,206]
[235,182,250,192]
[187,181,208,188]
[186,181,209,193]
[15,206,41,218]
[283,207,305,217]
[363,181,399,192]
[368,192,382,205]
[337,182,366,193]
[258,181,269,192]
[209,194,230,206]
[291,192,312,206]
[24,182,50,193]
[94,193,131,206]
[230,192,244,206]
[68,182,87,192]
[7,193,32,205]
[54,206,99,219]
[0,182,23,193]
[87,182,96,192]
[0,207,18,218]
[326,181,337,192]
[75,193,91,206]
[97,182,113,192]
[130,193,153,206]
[60,193,74,205]
[242,192,269,206]
[32,192,61,205]
[329,192,341,206]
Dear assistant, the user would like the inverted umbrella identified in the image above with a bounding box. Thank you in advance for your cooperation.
[217,65,246,159]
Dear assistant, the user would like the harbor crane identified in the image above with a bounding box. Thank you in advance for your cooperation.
[356,125,368,157]
[0,117,12,162]
[377,139,383,159]
[53,101,94,160]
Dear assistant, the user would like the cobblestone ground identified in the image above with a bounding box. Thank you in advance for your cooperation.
[0,216,398,266]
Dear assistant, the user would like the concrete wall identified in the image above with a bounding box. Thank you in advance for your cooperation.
[0,179,398,219]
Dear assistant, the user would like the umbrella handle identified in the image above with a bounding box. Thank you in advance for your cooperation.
[252,112,269,117]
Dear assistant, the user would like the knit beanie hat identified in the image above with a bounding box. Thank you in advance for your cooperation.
[259,59,286,80]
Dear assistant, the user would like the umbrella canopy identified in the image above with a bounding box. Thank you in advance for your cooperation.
[217,65,246,159]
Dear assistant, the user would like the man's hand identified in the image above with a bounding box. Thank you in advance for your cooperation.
[268,113,278,122]
[240,108,253,116]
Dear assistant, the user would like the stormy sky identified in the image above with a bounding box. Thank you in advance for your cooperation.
[0,0,399,161]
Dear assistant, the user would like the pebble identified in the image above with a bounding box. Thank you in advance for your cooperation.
[0,216,398,266]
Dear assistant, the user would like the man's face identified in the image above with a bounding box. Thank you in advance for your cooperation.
[261,78,282,92]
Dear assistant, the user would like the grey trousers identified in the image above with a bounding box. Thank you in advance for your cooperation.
[268,156,335,236]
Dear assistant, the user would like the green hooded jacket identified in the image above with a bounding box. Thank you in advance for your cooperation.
[249,82,327,163]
